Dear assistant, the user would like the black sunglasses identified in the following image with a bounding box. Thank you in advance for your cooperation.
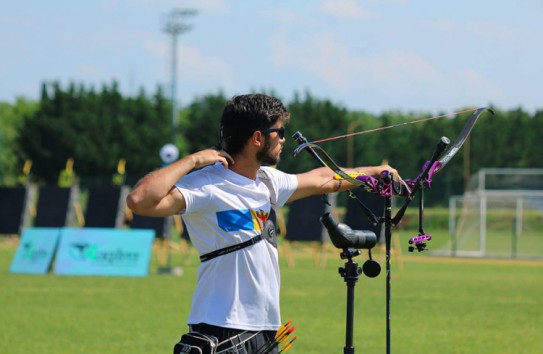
[262,127,285,139]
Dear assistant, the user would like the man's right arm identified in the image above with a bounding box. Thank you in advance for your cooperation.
[126,148,233,217]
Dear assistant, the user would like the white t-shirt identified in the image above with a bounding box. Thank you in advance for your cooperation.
[175,164,298,331]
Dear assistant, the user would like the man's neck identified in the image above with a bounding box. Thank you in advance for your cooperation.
[229,153,261,180]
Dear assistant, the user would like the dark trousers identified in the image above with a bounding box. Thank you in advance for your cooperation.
[191,323,278,354]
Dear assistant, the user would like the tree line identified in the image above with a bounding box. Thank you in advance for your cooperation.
[1,81,542,205]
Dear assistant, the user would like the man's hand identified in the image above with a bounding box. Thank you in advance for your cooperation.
[354,164,401,182]
[191,148,234,169]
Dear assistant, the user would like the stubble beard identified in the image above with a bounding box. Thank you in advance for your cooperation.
[257,141,281,166]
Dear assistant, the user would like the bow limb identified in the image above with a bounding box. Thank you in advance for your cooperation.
[402,107,493,191]
[293,132,381,225]
[294,137,408,196]
[293,141,365,188]
[391,108,492,224]
[432,107,493,175]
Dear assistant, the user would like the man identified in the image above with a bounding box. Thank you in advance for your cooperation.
[126,94,398,353]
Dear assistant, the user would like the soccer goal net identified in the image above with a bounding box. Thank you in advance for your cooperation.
[432,168,543,259]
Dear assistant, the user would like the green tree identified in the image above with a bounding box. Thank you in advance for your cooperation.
[10,82,543,207]
[283,91,350,174]
[0,98,38,185]
[118,87,172,184]
[182,92,228,153]
[525,109,543,167]
[16,82,171,185]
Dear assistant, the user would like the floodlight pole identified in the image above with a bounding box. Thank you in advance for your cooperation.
[163,8,197,142]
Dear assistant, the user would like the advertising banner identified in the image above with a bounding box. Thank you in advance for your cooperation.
[53,228,154,277]
[9,228,61,274]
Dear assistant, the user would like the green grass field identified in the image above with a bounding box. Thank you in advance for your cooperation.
[1,238,542,354]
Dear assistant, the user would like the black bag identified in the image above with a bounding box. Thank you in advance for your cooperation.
[173,332,219,354]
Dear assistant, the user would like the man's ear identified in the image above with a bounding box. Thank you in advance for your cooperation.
[251,130,264,147]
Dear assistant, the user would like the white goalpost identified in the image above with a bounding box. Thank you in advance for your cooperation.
[433,168,543,259]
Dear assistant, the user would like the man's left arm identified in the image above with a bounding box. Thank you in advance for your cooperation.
[288,165,399,203]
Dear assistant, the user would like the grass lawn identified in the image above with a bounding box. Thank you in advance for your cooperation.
[1,237,542,354]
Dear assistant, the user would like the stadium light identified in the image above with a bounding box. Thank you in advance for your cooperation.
[162,8,197,142]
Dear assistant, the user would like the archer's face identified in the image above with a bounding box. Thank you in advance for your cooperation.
[258,123,285,166]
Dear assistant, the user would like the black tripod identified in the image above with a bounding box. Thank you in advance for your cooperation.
[320,213,380,354]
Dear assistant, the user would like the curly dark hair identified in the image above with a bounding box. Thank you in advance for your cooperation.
[219,94,290,155]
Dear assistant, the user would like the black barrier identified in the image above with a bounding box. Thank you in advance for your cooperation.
[344,189,385,243]
[285,194,329,242]
[180,217,190,240]
[84,186,128,228]
[0,187,28,234]
[131,214,170,239]
[34,186,78,227]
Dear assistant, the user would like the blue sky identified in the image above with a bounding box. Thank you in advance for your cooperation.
[1,0,542,114]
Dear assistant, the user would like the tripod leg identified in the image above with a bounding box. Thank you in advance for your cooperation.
[345,281,355,354]
[340,256,361,354]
